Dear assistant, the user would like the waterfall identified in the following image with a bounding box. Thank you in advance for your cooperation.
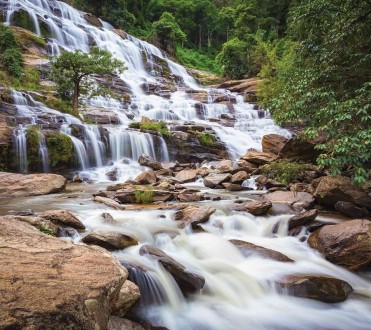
[38,130,50,172]
[13,125,28,174]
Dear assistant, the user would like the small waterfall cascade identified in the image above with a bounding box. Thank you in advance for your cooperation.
[13,125,28,173]
[37,130,50,173]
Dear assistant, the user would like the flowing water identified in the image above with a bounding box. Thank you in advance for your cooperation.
[1,1,371,329]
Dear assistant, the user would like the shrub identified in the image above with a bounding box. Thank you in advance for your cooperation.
[197,132,217,148]
[46,132,74,168]
[130,121,170,138]
[135,189,154,204]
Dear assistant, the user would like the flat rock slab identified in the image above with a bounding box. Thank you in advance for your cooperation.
[175,169,199,183]
[174,204,216,228]
[236,200,272,215]
[203,173,232,188]
[288,209,318,229]
[0,172,66,197]
[82,230,138,250]
[40,209,85,230]
[265,191,315,212]
[0,217,127,330]
[276,275,352,303]
[308,219,371,270]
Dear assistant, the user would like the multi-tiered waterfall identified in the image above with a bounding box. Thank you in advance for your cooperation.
[1,2,371,330]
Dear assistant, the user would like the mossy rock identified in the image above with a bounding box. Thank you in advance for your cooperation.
[46,132,74,168]
[11,9,52,38]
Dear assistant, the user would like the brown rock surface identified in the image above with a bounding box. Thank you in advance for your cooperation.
[0,172,67,197]
[230,171,249,184]
[308,219,371,270]
[0,217,127,330]
[138,154,163,170]
[108,317,146,330]
[134,169,157,184]
[238,200,272,216]
[262,134,288,155]
[265,191,315,211]
[40,209,85,230]
[82,231,138,250]
[241,151,277,165]
[175,169,199,183]
[112,281,140,317]
[288,209,318,230]
[203,172,232,188]
[174,204,216,228]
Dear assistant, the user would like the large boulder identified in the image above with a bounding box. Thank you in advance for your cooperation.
[230,171,249,184]
[82,231,138,250]
[237,200,272,216]
[0,217,127,330]
[278,138,321,163]
[138,154,163,170]
[334,201,369,218]
[203,173,232,188]
[241,151,277,165]
[276,275,352,303]
[262,134,288,155]
[313,176,371,209]
[265,191,315,212]
[175,169,199,183]
[0,172,67,197]
[308,219,371,270]
[174,204,216,228]
[1,215,59,236]
[140,245,205,294]
[112,281,140,317]
[134,169,157,184]
[230,240,293,262]
[40,209,85,230]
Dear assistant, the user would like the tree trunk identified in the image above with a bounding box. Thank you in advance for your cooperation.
[72,80,80,117]
[198,25,202,50]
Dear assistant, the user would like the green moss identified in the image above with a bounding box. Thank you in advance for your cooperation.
[260,159,312,185]
[44,97,73,115]
[27,125,41,156]
[196,132,217,148]
[46,132,74,168]
[129,121,170,138]
[129,122,141,129]
[135,189,154,204]
[12,67,41,91]
[11,10,35,33]
[38,227,55,236]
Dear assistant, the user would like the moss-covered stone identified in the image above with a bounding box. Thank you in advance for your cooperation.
[46,132,74,168]
[11,9,51,38]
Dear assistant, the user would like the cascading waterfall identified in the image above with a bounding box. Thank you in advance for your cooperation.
[13,125,28,173]
[37,130,50,173]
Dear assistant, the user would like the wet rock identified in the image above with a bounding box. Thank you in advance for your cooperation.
[82,230,138,250]
[0,218,127,330]
[203,173,232,189]
[241,151,277,165]
[174,204,216,228]
[175,169,199,183]
[115,189,174,204]
[84,13,103,27]
[276,275,352,303]
[138,154,163,170]
[216,159,234,172]
[0,172,66,197]
[230,171,249,184]
[313,176,371,209]
[176,192,203,202]
[264,179,286,189]
[288,209,318,230]
[279,137,321,163]
[237,200,272,215]
[262,134,288,155]
[106,168,118,181]
[135,169,158,184]
[2,215,59,236]
[40,209,85,230]
[7,209,34,216]
[230,239,293,262]
[308,219,371,270]
[289,183,315,194]
[265,191,315,212]
[94,196,125,210]
[222,182,246,191]
[139,245,205,293]
[112,281,140,317]
[334,201,369,218]
[81,107,120,124]
[108,317,146,330]
[102,212,117,224]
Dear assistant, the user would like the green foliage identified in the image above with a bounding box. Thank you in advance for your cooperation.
[175,46,221,74]
[129,122,141,129]
[12,67,41,91]
[26,125,41,156]
[50,47,126,115]
[0,24,23,78]
[259,0,371,184]
[196,131,217,148]
[135,189,154,204]
[44,97,74,115]
[130,121,170,138]
[46,133,74,168]
[37,227,55,236]
[260,159,311,185]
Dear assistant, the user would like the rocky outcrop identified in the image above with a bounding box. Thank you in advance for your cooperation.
[265,191,315,212]
[313,176,371,209]
[276,275,352,303]
[112,281,140,317]
[230,171,249,184]
[40,209,85,230]
[174,204,216,228]
[0,172,67,197]
[138,154,163,170]
[140,245,205,294]
[278,138,321,163]
[262,134,288,155]
[236,200,272,216]
[175,169,199,183]
[230,240,293,262]
[308,219,371,270]
[0,217,128,330]
[134,169,158,184]
[241,151,277,165]
[215,78,262,94]
[203,173,232,188]
[82,231,138,250]
[288,209,318,230]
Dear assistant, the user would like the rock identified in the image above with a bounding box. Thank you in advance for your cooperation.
[313,176,371,209]
[138,154,163,170]
[222,183,245,191]
[0,172,66,197]
[112,281,140,317]
[135,169,157,184]
[288,209,318,230]
[238,200,272,216]
[262,134,288,155]
[203,173,232,188]
[241,151,277,165]
[176,192,203,202]
[102,212,117,224]
[140,245,205,294]
[265,191,315,212]
[230,171,250,184]
[289,183,315,194]
[279,137,321,163]
[175,169,199,183]
[108,317,145,330]
[308,219,371,270]
[335,201,369,218]
[82,231,138,250]
[7,209,34,216]
[215,78,262,93]
[230,239,293,262]
[2,215,59,236]
[94,196,125,210]
[84,13,103,27]
[40,209,85,230]
[276,275,352,303]
[0,217,127,330]
[174,204,216,228]
[115,189,173,204]
[81,107,120,125]
[106,168,118,181]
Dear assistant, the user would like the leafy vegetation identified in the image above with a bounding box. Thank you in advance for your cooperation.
[260,160,311,186]
[50,47,126,116]
[135,189,154,204]
[129,121,170,138]
[196,132,217,148]
[46,133,74,168]
[0,24,23,78]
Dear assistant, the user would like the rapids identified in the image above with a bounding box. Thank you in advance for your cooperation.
[1,1,370,329]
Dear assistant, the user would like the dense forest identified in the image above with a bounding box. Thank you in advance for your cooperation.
[65,0,370,183]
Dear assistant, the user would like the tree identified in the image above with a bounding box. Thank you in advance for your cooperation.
[259,0,371,184]
[51,47,125,116]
